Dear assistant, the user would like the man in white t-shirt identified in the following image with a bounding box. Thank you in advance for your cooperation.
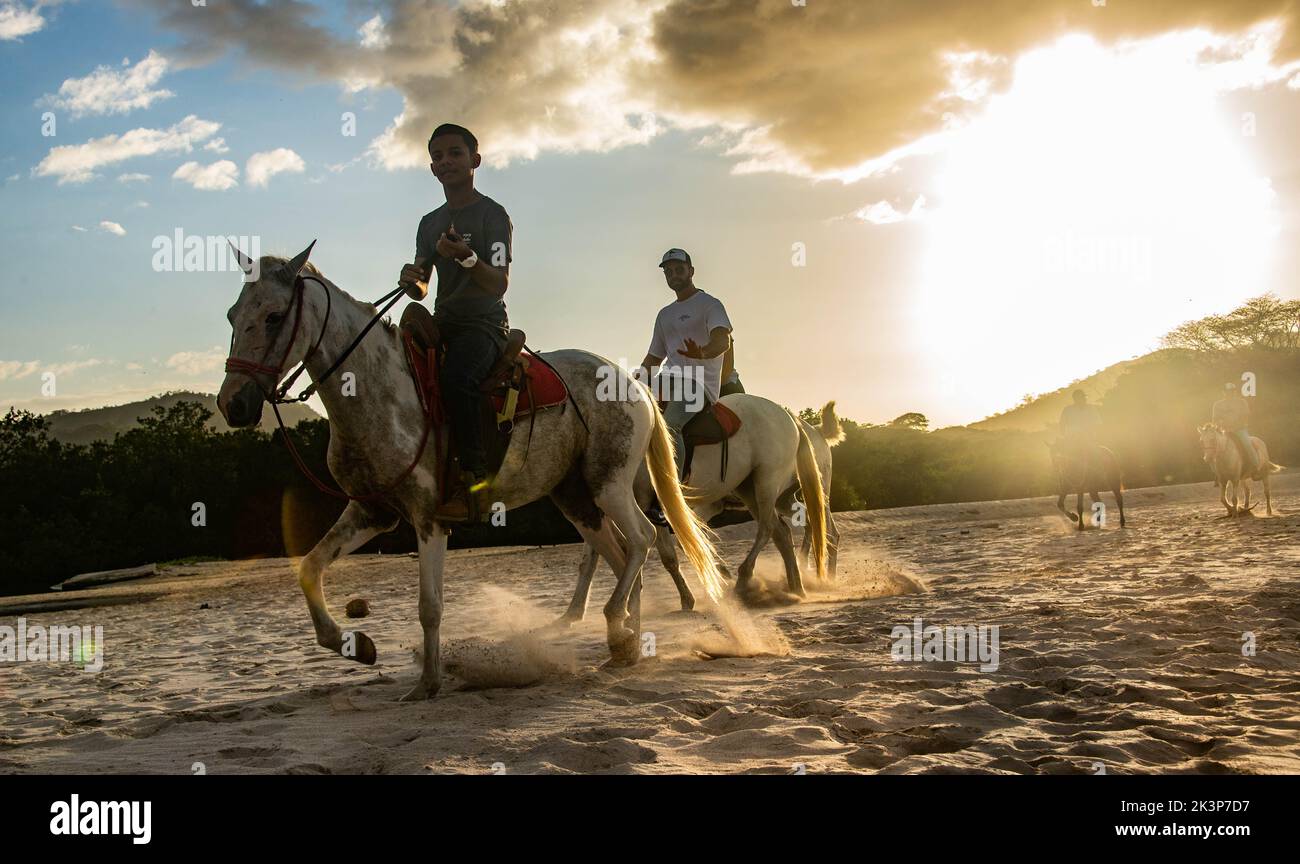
[638,248,734,484]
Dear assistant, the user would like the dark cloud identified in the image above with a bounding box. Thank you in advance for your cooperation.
[648,0,1300,173]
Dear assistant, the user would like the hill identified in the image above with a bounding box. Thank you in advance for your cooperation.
[37,391,321,444]
[968,354,1154,432]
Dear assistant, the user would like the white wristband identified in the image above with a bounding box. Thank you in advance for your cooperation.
[457,250,478,269]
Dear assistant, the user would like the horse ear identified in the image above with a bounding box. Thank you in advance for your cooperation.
[279,239,316,280]
[228,240,256,277]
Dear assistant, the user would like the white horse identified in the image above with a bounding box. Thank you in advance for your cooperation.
[715,400,843,576]
[217,243,725,699]
[1198,423,1280,516]
[558,393,828,622]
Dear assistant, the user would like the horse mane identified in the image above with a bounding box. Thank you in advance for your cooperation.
[256,256,399,338]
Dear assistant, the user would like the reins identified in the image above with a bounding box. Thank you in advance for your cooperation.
[225,272,432,504]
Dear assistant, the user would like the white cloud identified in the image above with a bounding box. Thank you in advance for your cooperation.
[0,360,40,381]
[204,137,229,154]
[45,358,103,377]
[0,2,44,41]
[41,50,173,118]
[98,220,126,236]
[853,196,927,225]
[117,173,150,183]
[165,347,224,376]
[246,148,305,188]
[358,14,389,50]
[71,225,87,232]
[124,362,144,371]
[36,115,221,184]
[172,159,239,191]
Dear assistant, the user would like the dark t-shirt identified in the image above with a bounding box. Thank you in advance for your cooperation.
[1059,403,1101,441]
[415,193,512,338]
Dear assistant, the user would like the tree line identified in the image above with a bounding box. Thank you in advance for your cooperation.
[2,295,1295,597]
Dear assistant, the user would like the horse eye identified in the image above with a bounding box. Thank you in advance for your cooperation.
[265,312,285,326]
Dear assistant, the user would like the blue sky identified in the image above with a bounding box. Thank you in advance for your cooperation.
[4,0,1300,427]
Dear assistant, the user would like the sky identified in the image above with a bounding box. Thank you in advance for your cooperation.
[3,0,1300,427]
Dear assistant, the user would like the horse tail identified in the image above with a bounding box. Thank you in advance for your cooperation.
[793,413,828,581]
[644,402,726,603]
[1250,435,1284,474]
[819,400,845,446]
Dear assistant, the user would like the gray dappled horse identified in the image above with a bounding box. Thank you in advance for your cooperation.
[217,243,725,699]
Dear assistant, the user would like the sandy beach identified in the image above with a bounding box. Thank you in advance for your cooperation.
[3,475,1298,775]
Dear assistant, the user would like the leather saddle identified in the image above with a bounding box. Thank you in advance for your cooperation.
[398,303,568,504]
[400,303,527,395]
[666,399,743,483]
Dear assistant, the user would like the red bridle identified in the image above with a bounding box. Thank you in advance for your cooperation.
[224,273,332,405]
[223,268,431,504]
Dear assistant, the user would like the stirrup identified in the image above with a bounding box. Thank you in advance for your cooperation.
[434,472,492,523]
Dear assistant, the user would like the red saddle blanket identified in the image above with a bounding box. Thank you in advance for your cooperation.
[679,400,743,445]
[403,335,568,422]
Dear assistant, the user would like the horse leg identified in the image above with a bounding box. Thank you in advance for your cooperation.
[597,492,654,667]
[557,541,601,625]
[825,506,840,579]
[1056,491,1076,523]
[1264,471,1274,516]
[401,526,448,701]
[655,526,696,612]
[1219,479,1232,516]
[736,511,778,599]
[732,471,784,598]
[1114,487,1126,527]
[549,477,628,627]
[771,513,806,597]
[799,511,810,568]
[297,501,394,663]
[1076,491,1085,531]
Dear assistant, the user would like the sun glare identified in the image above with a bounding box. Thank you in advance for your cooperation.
[917,34,1279,424]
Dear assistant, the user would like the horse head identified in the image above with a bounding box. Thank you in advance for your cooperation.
[217,240,317,428]
[1197,423,1222,463]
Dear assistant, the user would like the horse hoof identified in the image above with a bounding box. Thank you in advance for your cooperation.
[606,630,639,667]
[602,649,639,668]
[545,614,579,631]
[343,630,377,665]
[399,681,439,701]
